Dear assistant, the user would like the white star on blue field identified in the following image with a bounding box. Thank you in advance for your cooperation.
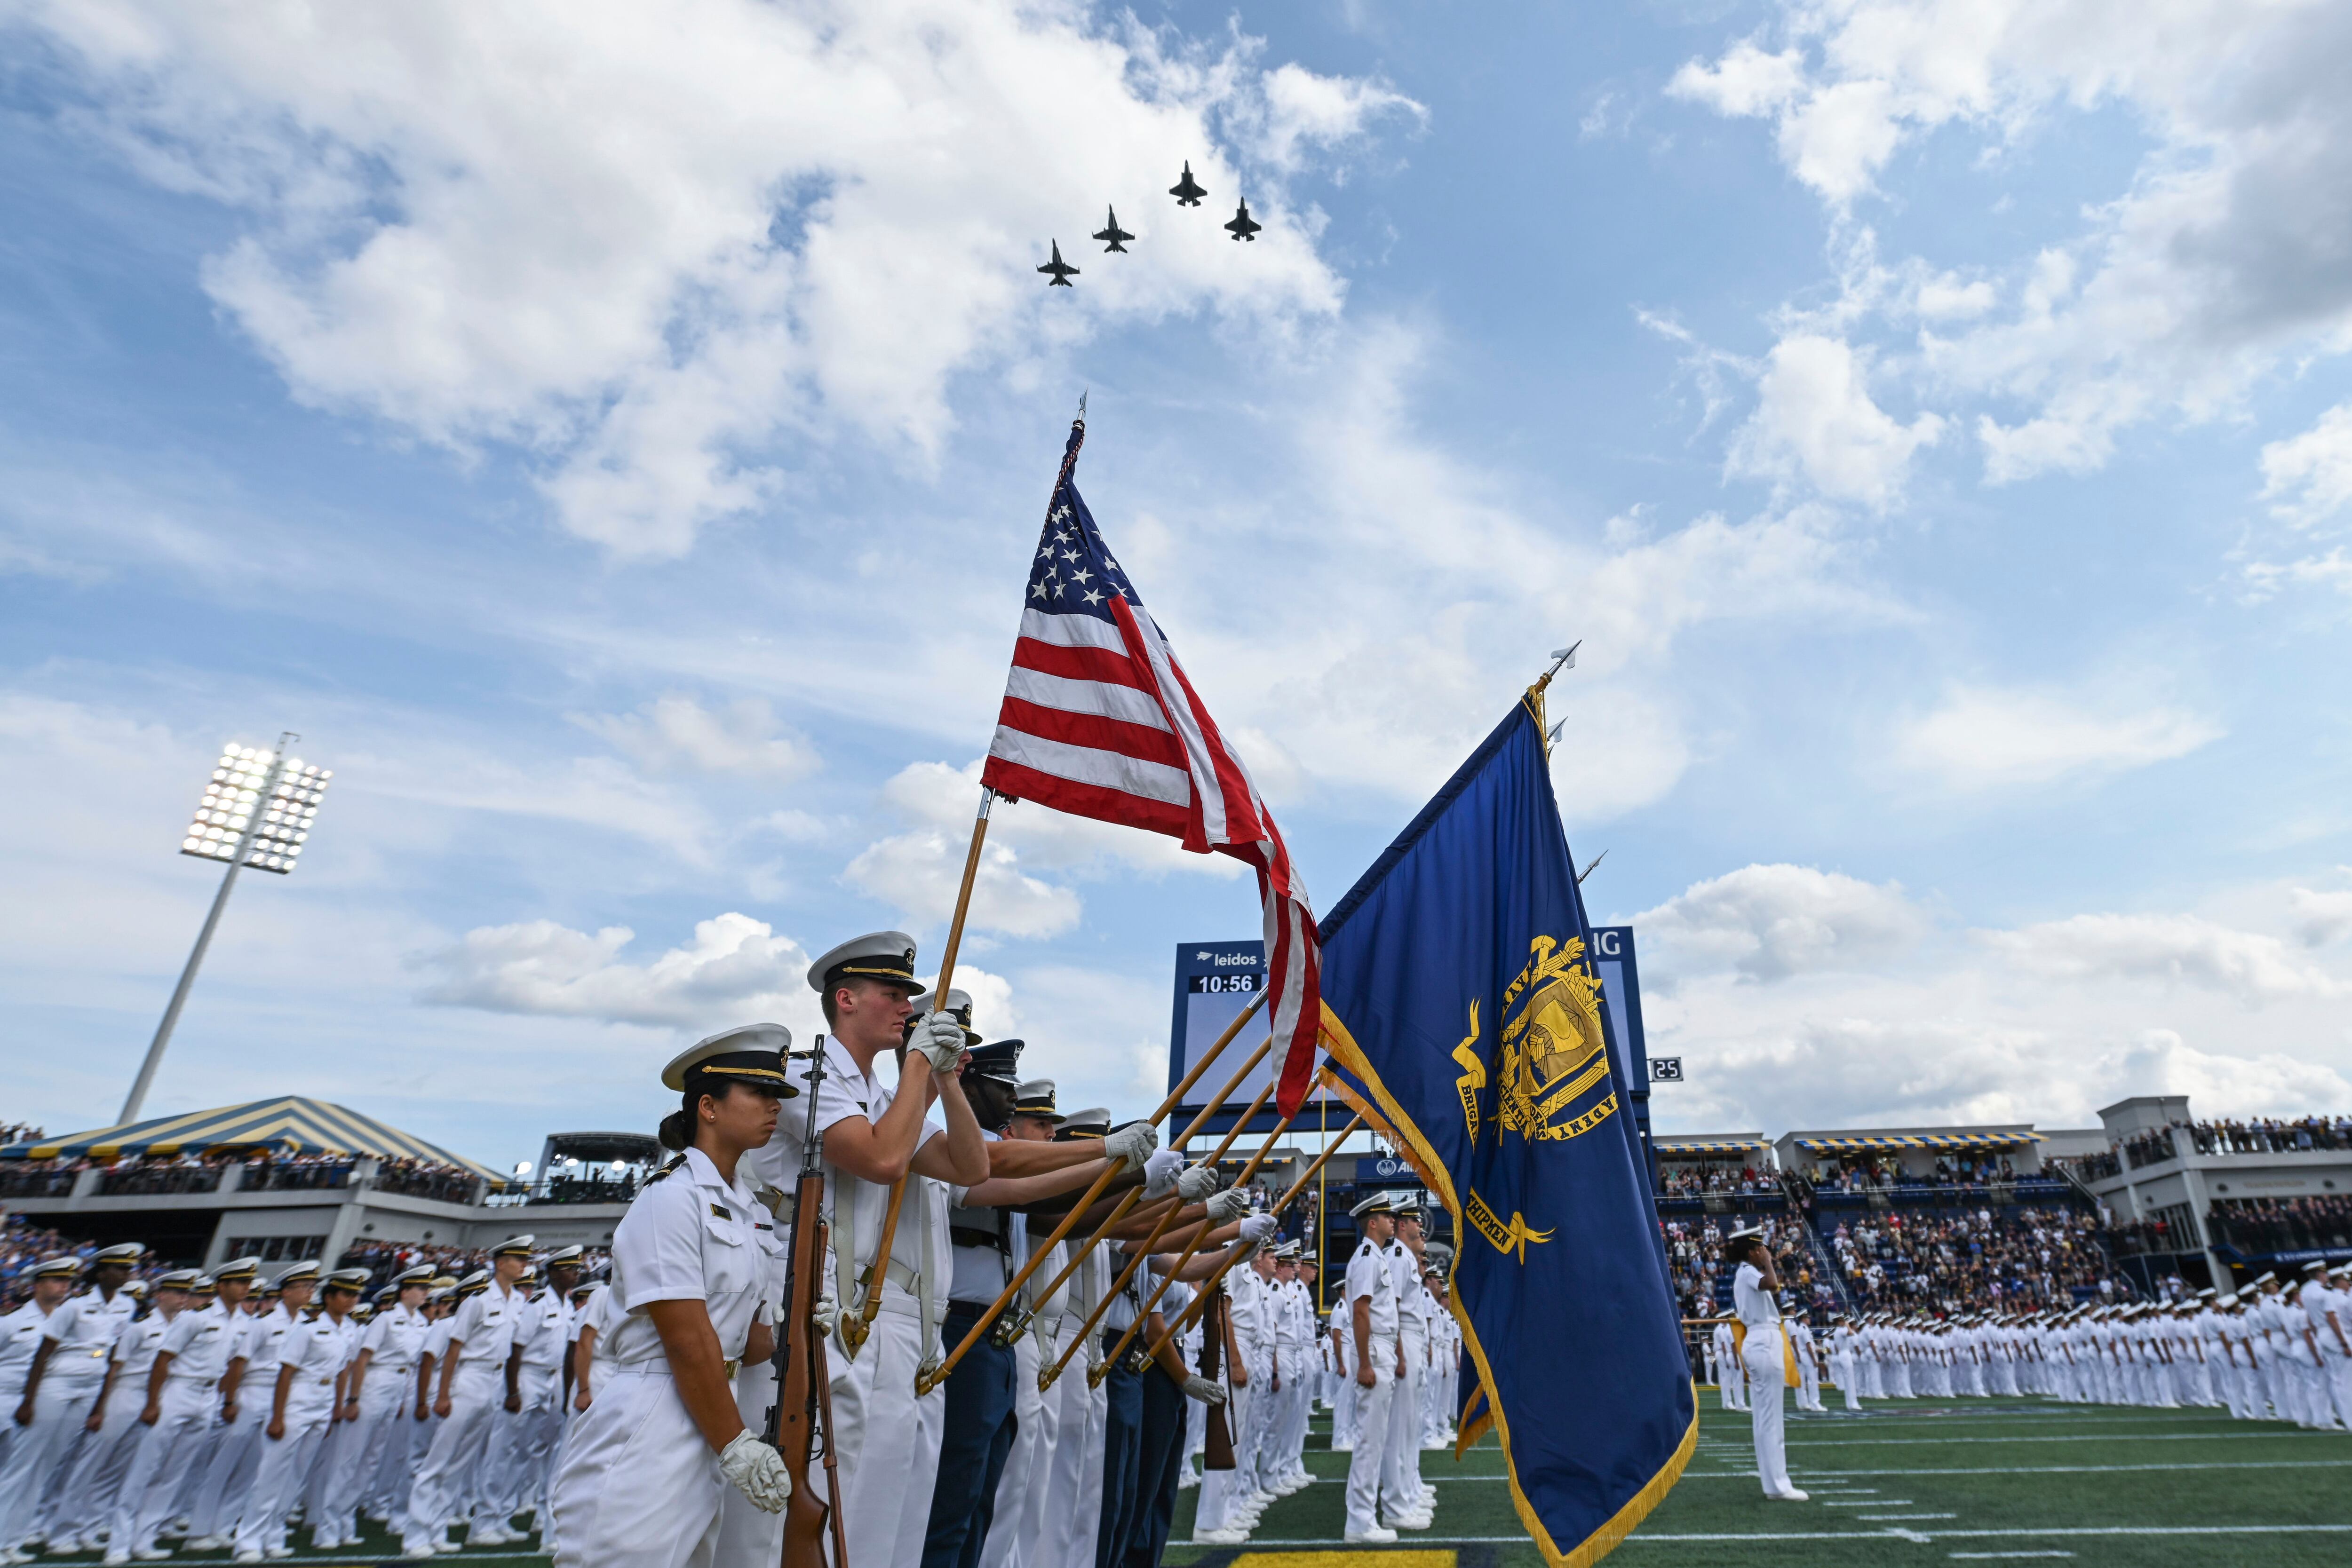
[4,1,2351,1169]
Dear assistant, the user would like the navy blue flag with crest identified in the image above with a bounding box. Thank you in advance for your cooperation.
[1317,687,1694,1566]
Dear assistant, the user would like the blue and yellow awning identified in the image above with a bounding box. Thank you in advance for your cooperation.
[0,1096,495,1178]
[1795,1132,2042,1152]
[1656,1139,1770,1157]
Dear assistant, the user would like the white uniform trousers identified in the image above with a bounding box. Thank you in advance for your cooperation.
[712,1354,782,1568]
[230,1407,333,1557]
[184,1390,269,1540]
[53,1379,152,1546]
[1830,1352,1860,1410]
[1741,1330,1791,1497]
[1013,1321,1076,1567]
[1381,1331,1428,1515]
[370,1400,433,1517]
[400,1370,503,1549]
[1340,1354,1397,1537]
[1796,1348,1821,1412]
[1191,1378,1254,1534]
[550,1364,726,1568]
[1235,1347,1278,1496]
[1276,1348,1312,1479]
[976,1330,1046,1568]
[0,1378,104,1549]
[482,1365,562,1523]
[1329,1338,1357,1452]
[111,1379,219,1552]
[316,1377,409,1538]
[824,1293,945,1568]
[1035,1335,1104,1568]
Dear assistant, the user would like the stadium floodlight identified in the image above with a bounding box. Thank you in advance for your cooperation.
[121,732,333,1124]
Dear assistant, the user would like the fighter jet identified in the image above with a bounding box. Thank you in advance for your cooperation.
[1038,240,1078,286]
[1224,198,1260,242]
[1093,206,1134,253]
[1169,161,1207,207]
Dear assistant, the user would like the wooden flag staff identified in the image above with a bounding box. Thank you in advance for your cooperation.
[913,991,1271,1393]
[1138,1108,1366,1369]
[1089,1066,1333,1386]
[844,788,993,1355]
[1036,1076,1277,1390]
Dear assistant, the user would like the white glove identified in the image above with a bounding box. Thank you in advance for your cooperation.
[1103,1121,1158,1172]
[811,1293,841,1337]
[1183,1374,1229,1406]
[1237,1214,1277,1247]
[1205,1188,1251,1224]
[718,1429,792,1513]
[1176,1162,1220,1202]
[1141,1148,1184,1199]
[907,1014,967,1075]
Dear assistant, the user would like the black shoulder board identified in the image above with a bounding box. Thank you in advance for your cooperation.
[644,1154,687,1185]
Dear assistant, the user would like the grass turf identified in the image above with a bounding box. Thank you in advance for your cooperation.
[1162,1394,2352,1568]
[25,1396,2346,1568]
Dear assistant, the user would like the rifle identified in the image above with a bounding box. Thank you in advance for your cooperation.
[1197,1284,1235,1471]
[771,1041,850,1568]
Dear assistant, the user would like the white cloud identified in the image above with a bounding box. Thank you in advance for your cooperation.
[1726,333,1944,506]
[840,830,1081,940]
[415,911,819,1031]
[580,694,817,781]
[1978,913,2345,1007]
[2261,403,2352,530]
[11,0,1395,556]
[1248,63,1425,174]
[2288,884,2352,948]
[1633,863,1929,983]
[1893,683,2220,788]
[1672,2,2352,487]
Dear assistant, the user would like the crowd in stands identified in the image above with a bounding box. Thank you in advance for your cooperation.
[2062,1148,2123,1181]
[1,1216,185,1308]
[0,1121,47,1145]
[1803,1152,2026,1192]
[2185,1116,2352,1154]
[2122,1127,2179,1169]
[2204,1194,2352,1255]
[1656,1162,1770,1197]
[1660,1215,1821,1319]
[1825,1206,2115,1312]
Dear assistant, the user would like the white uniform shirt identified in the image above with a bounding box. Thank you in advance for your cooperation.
[110,1309,175,1388]
[744,1037,945,1291]
[359,1303,430,1380]
[43,1288,138,1386]
[157,1300,237,1385]
[516,1291,572,1372]
[1389,1244,1426,1335]
[277,1311,357,1418]
[0,1303,49,1393]
[1732,1263,1779,1332]
[445,1281,528,1379]
[946,1129,1022,1307]
[1344,1240,1398,1338]
[236,1302,298,1386]
[602,1144,781,1369]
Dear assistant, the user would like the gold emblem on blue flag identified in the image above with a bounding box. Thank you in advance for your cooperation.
[1497,934,1616,1142]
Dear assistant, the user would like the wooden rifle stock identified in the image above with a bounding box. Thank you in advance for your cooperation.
[1198,1286,1234,1471]
[777,1173,836,1568]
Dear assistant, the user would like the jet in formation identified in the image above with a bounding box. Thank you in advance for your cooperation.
[1093,206,1134,253]
[1038,240,1078,286]
[1224,198,1260,241]
[1169,161,1206,206]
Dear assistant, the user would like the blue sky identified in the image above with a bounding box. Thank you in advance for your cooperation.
[4,0,2350,1174]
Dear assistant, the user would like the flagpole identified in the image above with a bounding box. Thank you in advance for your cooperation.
[913,993,1270,1393]
[1089,1067,1330,1386]
[844,787,993,1355]
[1035,1078,1277,1391]
[1139,1109,1366,1367]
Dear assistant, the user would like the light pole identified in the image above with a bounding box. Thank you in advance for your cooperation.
[119,733,334,1124]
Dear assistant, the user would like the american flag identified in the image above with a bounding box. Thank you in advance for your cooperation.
[979,416,1323,1114]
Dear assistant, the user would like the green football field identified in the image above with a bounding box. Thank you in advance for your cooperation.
[32,1394,2347,1568]
[1163,1394,2352,1568]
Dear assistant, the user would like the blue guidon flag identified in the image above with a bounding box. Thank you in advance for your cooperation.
[1317,688,1694,1566]
[979,412,1323,1113]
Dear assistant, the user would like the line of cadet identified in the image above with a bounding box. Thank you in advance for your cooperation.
[1701,1261,2352,1430]
[0,926,1481,1568]
[0,1235,595,1567]
[532,929,1471,1568]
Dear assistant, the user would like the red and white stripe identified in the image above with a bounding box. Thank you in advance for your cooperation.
[982,602,1323,1114]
